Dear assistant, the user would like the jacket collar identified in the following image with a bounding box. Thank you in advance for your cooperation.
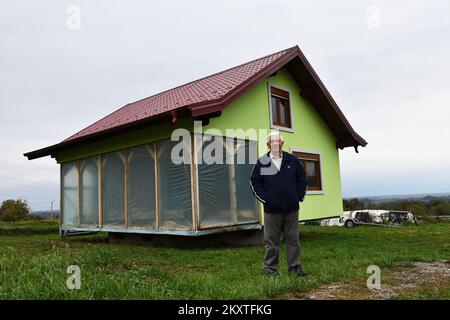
[265,150,290,170]
[266,150,288,158]
[269,151,283,160]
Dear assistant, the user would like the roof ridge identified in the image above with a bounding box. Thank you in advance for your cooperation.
[167,46,296,92]
[115,45,296,107]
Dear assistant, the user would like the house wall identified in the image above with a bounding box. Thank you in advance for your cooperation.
[201,67,344,221]
[57,67,344,222]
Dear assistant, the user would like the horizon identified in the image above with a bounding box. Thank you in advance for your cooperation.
[20,191,450,213]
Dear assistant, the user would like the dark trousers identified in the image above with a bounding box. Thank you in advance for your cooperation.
[263,210,300,272]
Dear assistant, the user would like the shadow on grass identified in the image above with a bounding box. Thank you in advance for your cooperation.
[0,227,59,236]
[62,234,109,244]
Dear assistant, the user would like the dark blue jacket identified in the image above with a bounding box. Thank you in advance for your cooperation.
[250,151,308,213]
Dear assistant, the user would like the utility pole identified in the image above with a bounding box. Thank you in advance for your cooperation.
[51,200,54,221]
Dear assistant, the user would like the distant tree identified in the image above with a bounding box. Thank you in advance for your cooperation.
[425,199,445,211]
[405,203,427,216]
[431,202,450,216]
[343,198,365,211]
[0,199,31,221]
[343,195,449,217]
[28,214,45,221]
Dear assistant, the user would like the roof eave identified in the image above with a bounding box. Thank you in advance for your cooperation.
[23,108,188,160]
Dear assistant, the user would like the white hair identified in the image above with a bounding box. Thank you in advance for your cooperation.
[266,131,284,143]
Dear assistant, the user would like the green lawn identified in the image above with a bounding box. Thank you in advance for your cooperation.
[0,220,448,299]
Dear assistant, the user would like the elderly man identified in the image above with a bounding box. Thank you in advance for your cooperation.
[250,132,308,276]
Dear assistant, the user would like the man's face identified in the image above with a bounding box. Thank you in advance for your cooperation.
[267,136,283,155]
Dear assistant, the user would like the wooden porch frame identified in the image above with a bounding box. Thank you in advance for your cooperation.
[61,135,261,234]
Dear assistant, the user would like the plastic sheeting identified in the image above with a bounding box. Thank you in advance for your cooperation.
[61,134,258,232]
[198,136,232,227]
[80,158,99,225]
[234,139,258,223]
[102,151,125,226]
[127,145,156,228]
[62,162,78,226]
[197,135,258,228]
[156,139,192,229]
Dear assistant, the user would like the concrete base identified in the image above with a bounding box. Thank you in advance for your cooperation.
[108,229,264,248]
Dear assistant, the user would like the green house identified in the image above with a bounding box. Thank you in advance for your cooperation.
[24,45,367,237]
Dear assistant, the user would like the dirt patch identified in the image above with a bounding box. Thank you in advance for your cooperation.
[288,260,450,300]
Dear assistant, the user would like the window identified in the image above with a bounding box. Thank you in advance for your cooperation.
[292,151,322,191]
[269,86,292,129]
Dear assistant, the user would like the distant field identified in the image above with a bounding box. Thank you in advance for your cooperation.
[0,220,448,299]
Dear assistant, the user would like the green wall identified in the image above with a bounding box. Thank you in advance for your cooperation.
[57,67,344,221]
[201,67,344,221]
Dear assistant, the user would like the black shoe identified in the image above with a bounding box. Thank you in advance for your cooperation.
[289,265,307,277]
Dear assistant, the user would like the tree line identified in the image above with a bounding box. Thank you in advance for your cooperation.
[343,197,450,216]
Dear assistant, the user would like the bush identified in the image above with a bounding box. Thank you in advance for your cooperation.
[431,202,450,216]
[28,214,45,221]
[0,199,31,221]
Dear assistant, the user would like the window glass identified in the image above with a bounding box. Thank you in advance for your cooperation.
[279,98,287,126]
[304,160,318,187]
[271,96,278,125]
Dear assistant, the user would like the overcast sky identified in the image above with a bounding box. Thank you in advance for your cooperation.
[1,1,449,211]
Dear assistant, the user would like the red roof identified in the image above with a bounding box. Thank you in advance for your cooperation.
[24,45,367,160]
[64,47,291,142]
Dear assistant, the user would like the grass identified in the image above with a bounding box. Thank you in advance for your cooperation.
[0,220,448,299]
